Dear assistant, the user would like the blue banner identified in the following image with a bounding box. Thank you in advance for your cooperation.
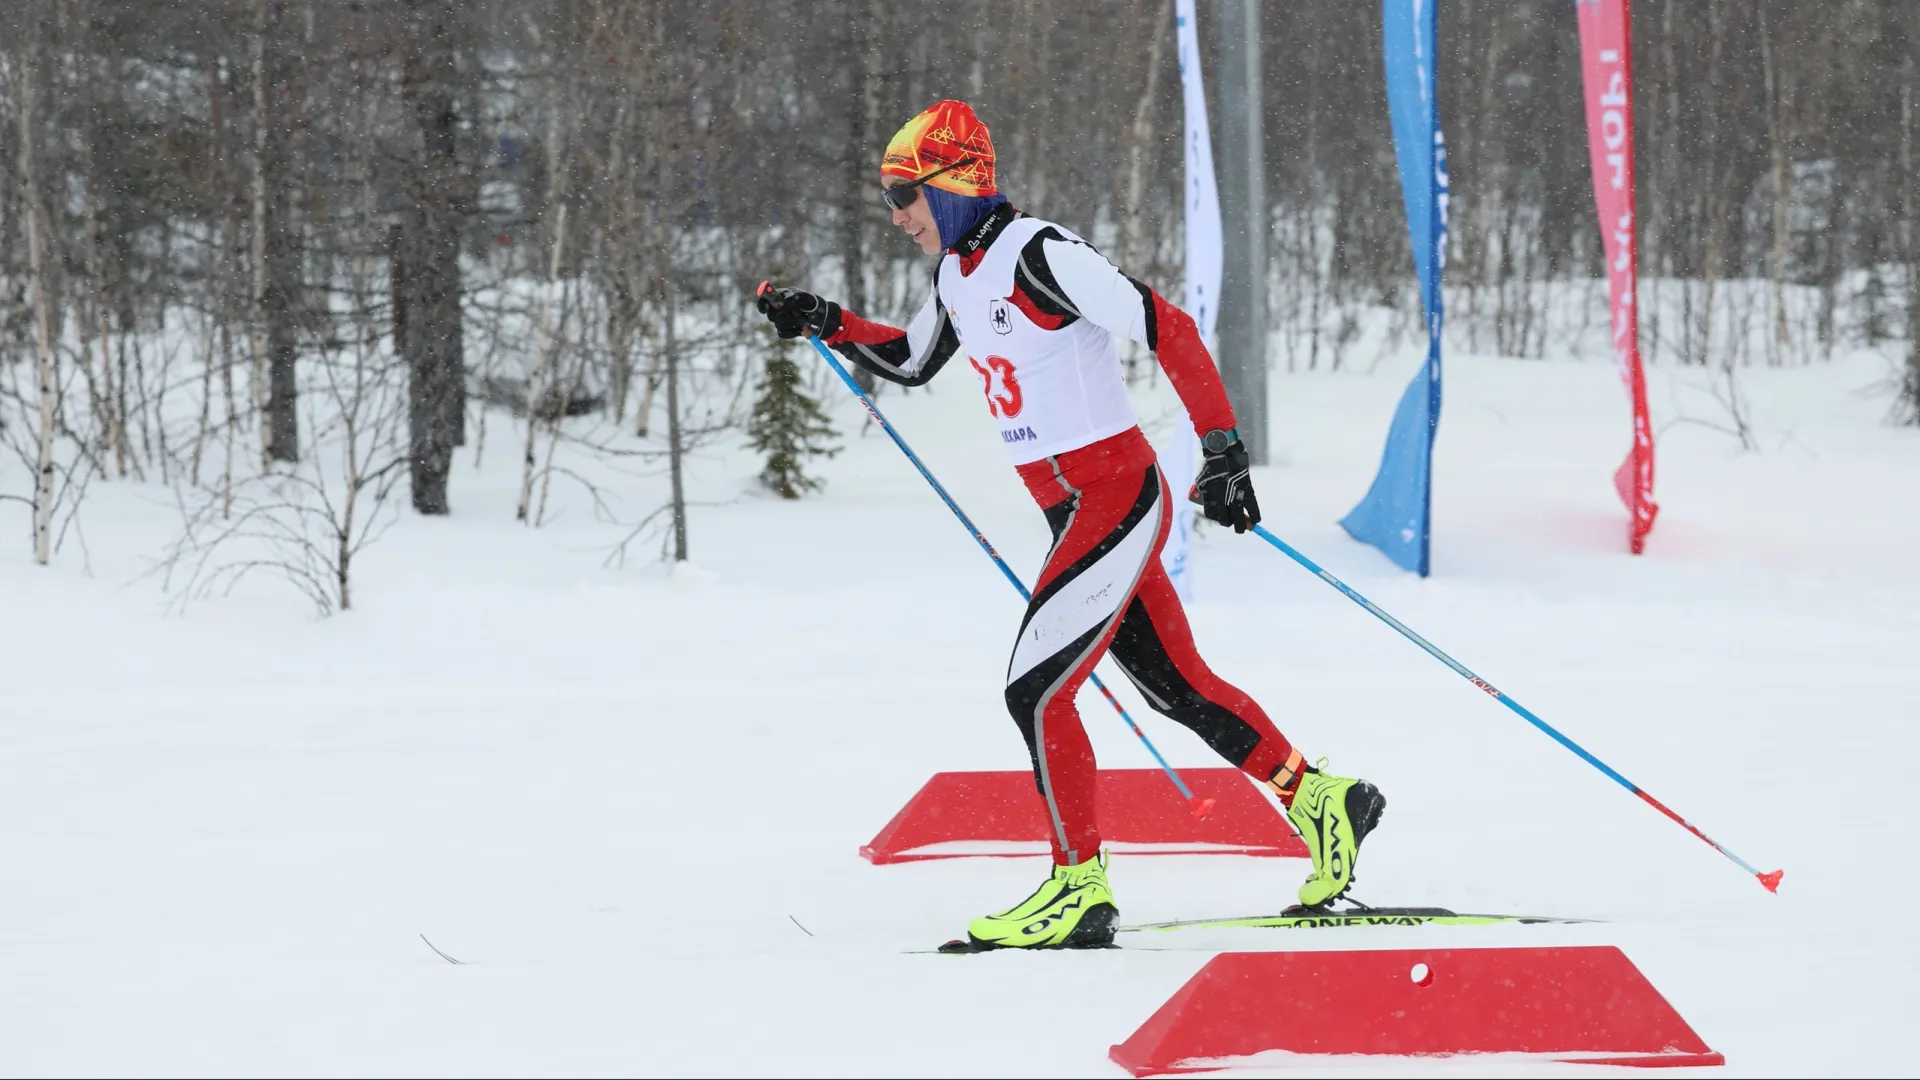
[1341,0,1449,576]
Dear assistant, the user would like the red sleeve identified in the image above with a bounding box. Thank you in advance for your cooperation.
[1149,291,1237,437]
[824,309,906,348]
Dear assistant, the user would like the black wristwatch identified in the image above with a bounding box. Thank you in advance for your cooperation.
[1201,428,1239,454]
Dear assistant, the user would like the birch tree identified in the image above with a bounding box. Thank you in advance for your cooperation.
[15,45,60,565]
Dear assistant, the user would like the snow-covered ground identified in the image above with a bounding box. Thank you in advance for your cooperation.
[3,339,1917,1077]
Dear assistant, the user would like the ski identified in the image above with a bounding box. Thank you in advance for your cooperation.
[917,907,1591,953]
[1120,905,1596,933]
[930,938,1119,955]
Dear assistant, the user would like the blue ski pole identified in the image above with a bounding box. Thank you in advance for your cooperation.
[799,330,1215,819]
[1249,524,1782,893]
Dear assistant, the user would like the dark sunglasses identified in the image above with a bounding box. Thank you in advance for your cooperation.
[879,157,977,212]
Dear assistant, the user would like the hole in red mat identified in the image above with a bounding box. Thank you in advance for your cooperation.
[1409,962,1433,987]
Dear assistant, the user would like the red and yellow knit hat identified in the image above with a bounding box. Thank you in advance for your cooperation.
[880,100,997,198]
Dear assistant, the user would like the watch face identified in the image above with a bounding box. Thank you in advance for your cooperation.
[1204,430,1230,453]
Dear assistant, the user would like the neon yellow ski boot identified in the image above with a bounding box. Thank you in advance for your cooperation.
[1286,764,1386,908]
[945,852,1119,952]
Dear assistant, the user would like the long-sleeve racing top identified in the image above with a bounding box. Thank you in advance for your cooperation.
[815,205,1237,441]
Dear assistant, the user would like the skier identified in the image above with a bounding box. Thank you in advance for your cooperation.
[757,100,1384,951]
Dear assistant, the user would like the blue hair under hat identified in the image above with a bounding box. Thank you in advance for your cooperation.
[924,186,1010,251]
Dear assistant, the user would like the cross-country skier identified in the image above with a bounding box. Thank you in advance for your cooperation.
[756,101,1385,951]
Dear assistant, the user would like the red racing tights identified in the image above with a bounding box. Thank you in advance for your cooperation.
[1006,427,1302,866]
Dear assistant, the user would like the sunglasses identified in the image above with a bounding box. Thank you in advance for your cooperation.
[879,157,977,212]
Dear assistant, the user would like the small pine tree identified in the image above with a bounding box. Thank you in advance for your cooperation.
[749,338,841,498]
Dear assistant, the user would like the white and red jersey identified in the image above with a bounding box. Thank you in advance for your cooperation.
[938,216,1137,463]
[821,205,1237,473]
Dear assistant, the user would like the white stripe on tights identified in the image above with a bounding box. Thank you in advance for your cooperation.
[1006,486,1164,685]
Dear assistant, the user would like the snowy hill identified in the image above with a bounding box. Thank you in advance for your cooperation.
[3,341,1917,1076]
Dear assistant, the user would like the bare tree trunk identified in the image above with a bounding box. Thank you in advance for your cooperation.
[1696,0,1731,368]
[662,277,687,563]
[602,92,636,424]
[1655,0,1681,365]
[625,5,667,439]
[1758,3,1790,367]
[840,0,877,394]
[336,505,354,610]
[257,0,301,464]
[221,214,241,519]
[606,274,637,422]
[533,288,586,528]
[18,52,59,566]
[190,299,217,486]
[77,3,132,479]
[73,210,110,469]
[399,0,467,515]
[1120,0,1170,279]
[635,348,662,437]
[335,366,363,615]
[1902,51,1920,423]
[249,4,271,454]
[517,202,567,523]
[1468,0,1508,349]
[190,60,225,487]
[1301,28,1324,372]
[632,107,666,441]
[1817,163,1843,361]
[1118,0,1170,382]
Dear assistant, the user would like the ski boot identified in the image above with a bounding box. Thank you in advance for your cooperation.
[1285,762,1386,908]
[942,851,1118,952]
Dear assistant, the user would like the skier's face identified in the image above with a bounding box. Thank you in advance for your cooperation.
[883,175,943,256]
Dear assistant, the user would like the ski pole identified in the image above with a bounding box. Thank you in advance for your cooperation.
[1250,523,1783,894]
[801,332,1215,819]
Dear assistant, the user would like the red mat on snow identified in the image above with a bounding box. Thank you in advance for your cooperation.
[1108,946,1725,1075]
[859,768,1307,864]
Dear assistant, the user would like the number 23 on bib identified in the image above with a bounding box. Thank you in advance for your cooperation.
[970,355,1024,418]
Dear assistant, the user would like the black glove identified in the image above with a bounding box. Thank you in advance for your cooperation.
[1189,431,1261,534]
[755,281,842,340]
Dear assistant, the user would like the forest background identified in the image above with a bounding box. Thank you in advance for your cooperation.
[0,0,1914,602]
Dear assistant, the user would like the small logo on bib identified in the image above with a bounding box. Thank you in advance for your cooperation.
[988,298,1013,335]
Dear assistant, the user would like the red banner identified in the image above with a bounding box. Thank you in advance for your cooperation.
[1576,0,1657,553]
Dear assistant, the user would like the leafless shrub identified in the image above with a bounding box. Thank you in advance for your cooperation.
[159,262,407,615]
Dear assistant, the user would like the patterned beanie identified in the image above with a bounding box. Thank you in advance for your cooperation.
[882,100,1005,249]
[881,100,997,197]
